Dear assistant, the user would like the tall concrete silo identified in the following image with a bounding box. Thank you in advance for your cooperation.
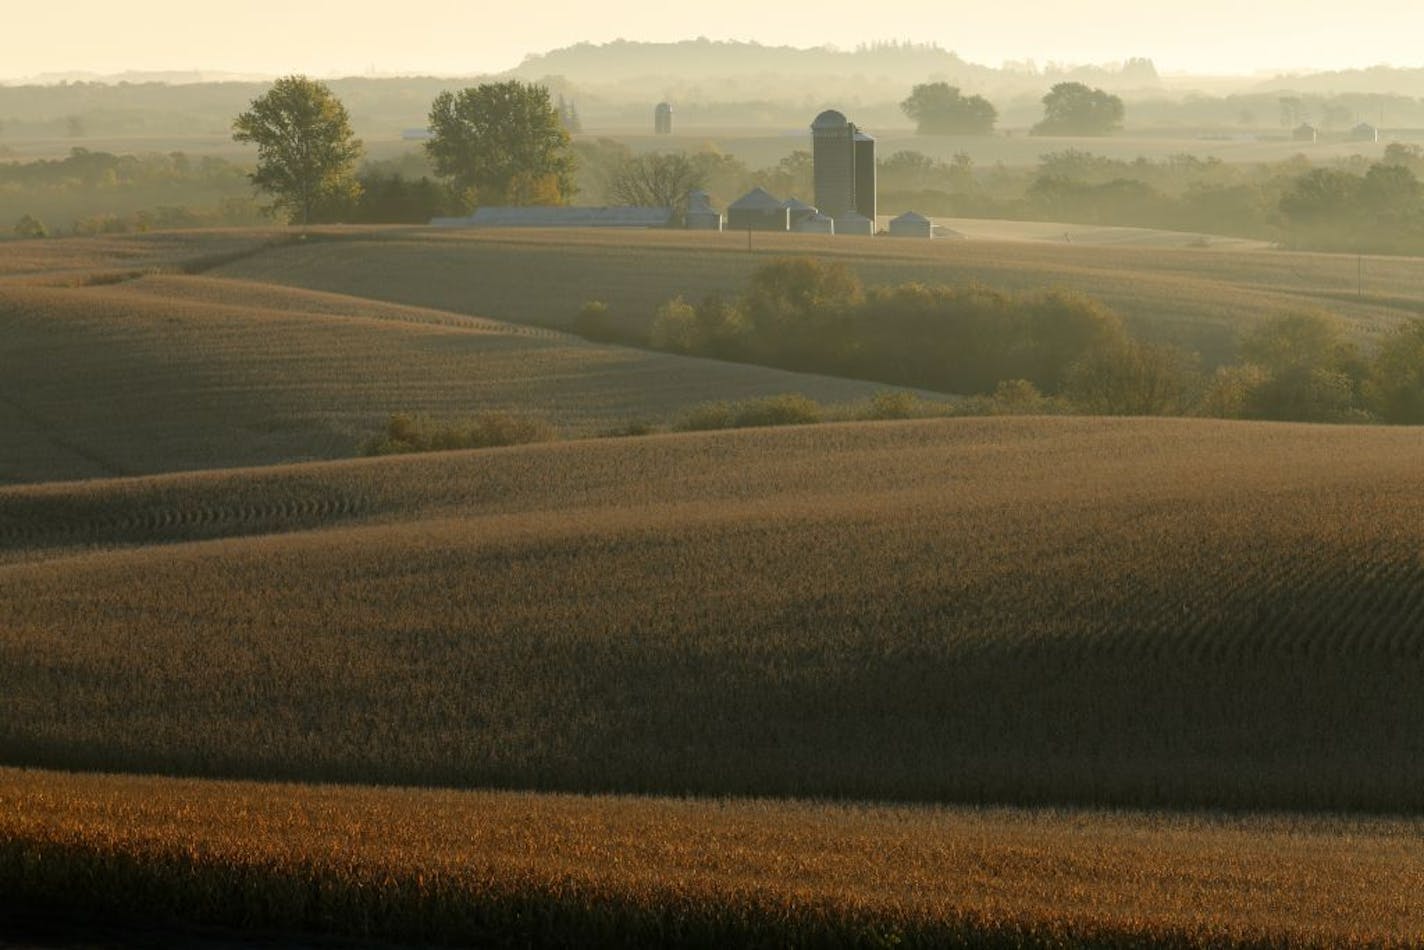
[812,110,856,218]
[654,102,673,135]
[854,130,876,222]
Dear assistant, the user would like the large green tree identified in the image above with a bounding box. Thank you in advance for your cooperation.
[1032,82,1125,136]
[900,82,997,134]
[232,76,362,225]
[425,82,576,207]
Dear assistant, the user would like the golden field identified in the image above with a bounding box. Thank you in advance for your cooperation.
[5,227,1424,946]
[3,418,1422,812]
[4,766,1421,947]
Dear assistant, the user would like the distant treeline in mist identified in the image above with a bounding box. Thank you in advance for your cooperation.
[5,42,1424,135]
[7,139,1424,256]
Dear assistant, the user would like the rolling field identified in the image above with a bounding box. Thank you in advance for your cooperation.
[4,417,1423,812]
[0,256,920,484]
[6,226,1424,946]
[4,767,1422,948]
[215,227,1424,362]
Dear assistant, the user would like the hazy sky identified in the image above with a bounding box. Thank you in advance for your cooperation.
[7,0,1422,79]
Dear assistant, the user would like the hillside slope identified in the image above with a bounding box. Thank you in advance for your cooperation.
[215,228,1424,361]
[0,270,918,484]
[3,417,1422,811]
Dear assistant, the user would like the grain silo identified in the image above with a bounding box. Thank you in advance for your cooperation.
[853,130,877,222]
[812,110,856,218]
[655,102,673,135]
[684,190,723,230]
[888,211,933,238]
[727,187,790,231]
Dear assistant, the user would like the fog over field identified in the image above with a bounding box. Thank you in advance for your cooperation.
[8,0,1424,78]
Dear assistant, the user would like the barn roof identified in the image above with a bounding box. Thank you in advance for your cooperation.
[729,187,786,211]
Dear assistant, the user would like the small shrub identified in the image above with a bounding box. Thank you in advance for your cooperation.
[863,391,920,420]
[649,297,698,353]
[676,402,735,432]
[14,214,47,239]
[676,395,823,432]
[362,412,555,456]
[573,301,616,342]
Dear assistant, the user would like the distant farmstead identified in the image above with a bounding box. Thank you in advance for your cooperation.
[432,206,675,228]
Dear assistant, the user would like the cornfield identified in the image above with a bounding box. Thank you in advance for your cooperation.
[3,766,1421,947]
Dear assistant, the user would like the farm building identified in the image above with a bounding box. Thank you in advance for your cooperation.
[727,187,790,231]
[888,211,933,238]
[1352,123,1380,142]
[782,197,819,229]
[1292,124,1319,143]
[834,211,874,236]
[684,191,723,230]
[654,102,674,135]
[431,207,675,228]
[794,213,835,234]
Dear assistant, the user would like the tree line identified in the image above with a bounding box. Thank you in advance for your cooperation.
[900,81,1124,136]
[228,75,580,226]
[610,257,1424,424]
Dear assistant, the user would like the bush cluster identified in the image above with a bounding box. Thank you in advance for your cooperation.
[643,258,1424,425]
[361,412,555,456]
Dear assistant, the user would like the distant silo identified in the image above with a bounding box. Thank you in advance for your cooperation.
[655,102,673,135]
[853,130,876,222]
[812,110,856,218]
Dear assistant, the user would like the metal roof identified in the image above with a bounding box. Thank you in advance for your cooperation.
[432,206,674,228]
[812,109,849,130]
[729,187,786,211]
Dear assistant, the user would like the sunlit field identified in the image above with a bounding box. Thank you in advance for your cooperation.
[5,767,1422,948]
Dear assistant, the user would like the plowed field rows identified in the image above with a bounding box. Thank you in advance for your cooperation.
[3,417,1422,811]
[0,271,914,484]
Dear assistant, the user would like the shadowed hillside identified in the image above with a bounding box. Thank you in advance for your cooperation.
[3,417,1422,811]
[0,263,920,484]
[215,228,1424,363]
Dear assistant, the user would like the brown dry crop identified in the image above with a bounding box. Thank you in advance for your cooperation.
[3,766,1422,948]
[2,417,1422,812]
[0,270,911,484]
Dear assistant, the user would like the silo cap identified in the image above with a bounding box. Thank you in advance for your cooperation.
[812,109,849,130]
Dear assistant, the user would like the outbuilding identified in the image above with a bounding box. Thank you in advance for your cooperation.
[727,187,790,231]
[888,211,934,238]
[794,212,835,234]
[684,190,724,230]
[834,211,874,236]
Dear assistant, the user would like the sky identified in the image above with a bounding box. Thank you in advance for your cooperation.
[5,0,1423,80]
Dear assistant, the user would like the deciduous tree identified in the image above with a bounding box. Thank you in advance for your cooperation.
[425,82,576,207]
[900,83,998,135]
[1032,83,1125,136]
[232,76,363,225]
